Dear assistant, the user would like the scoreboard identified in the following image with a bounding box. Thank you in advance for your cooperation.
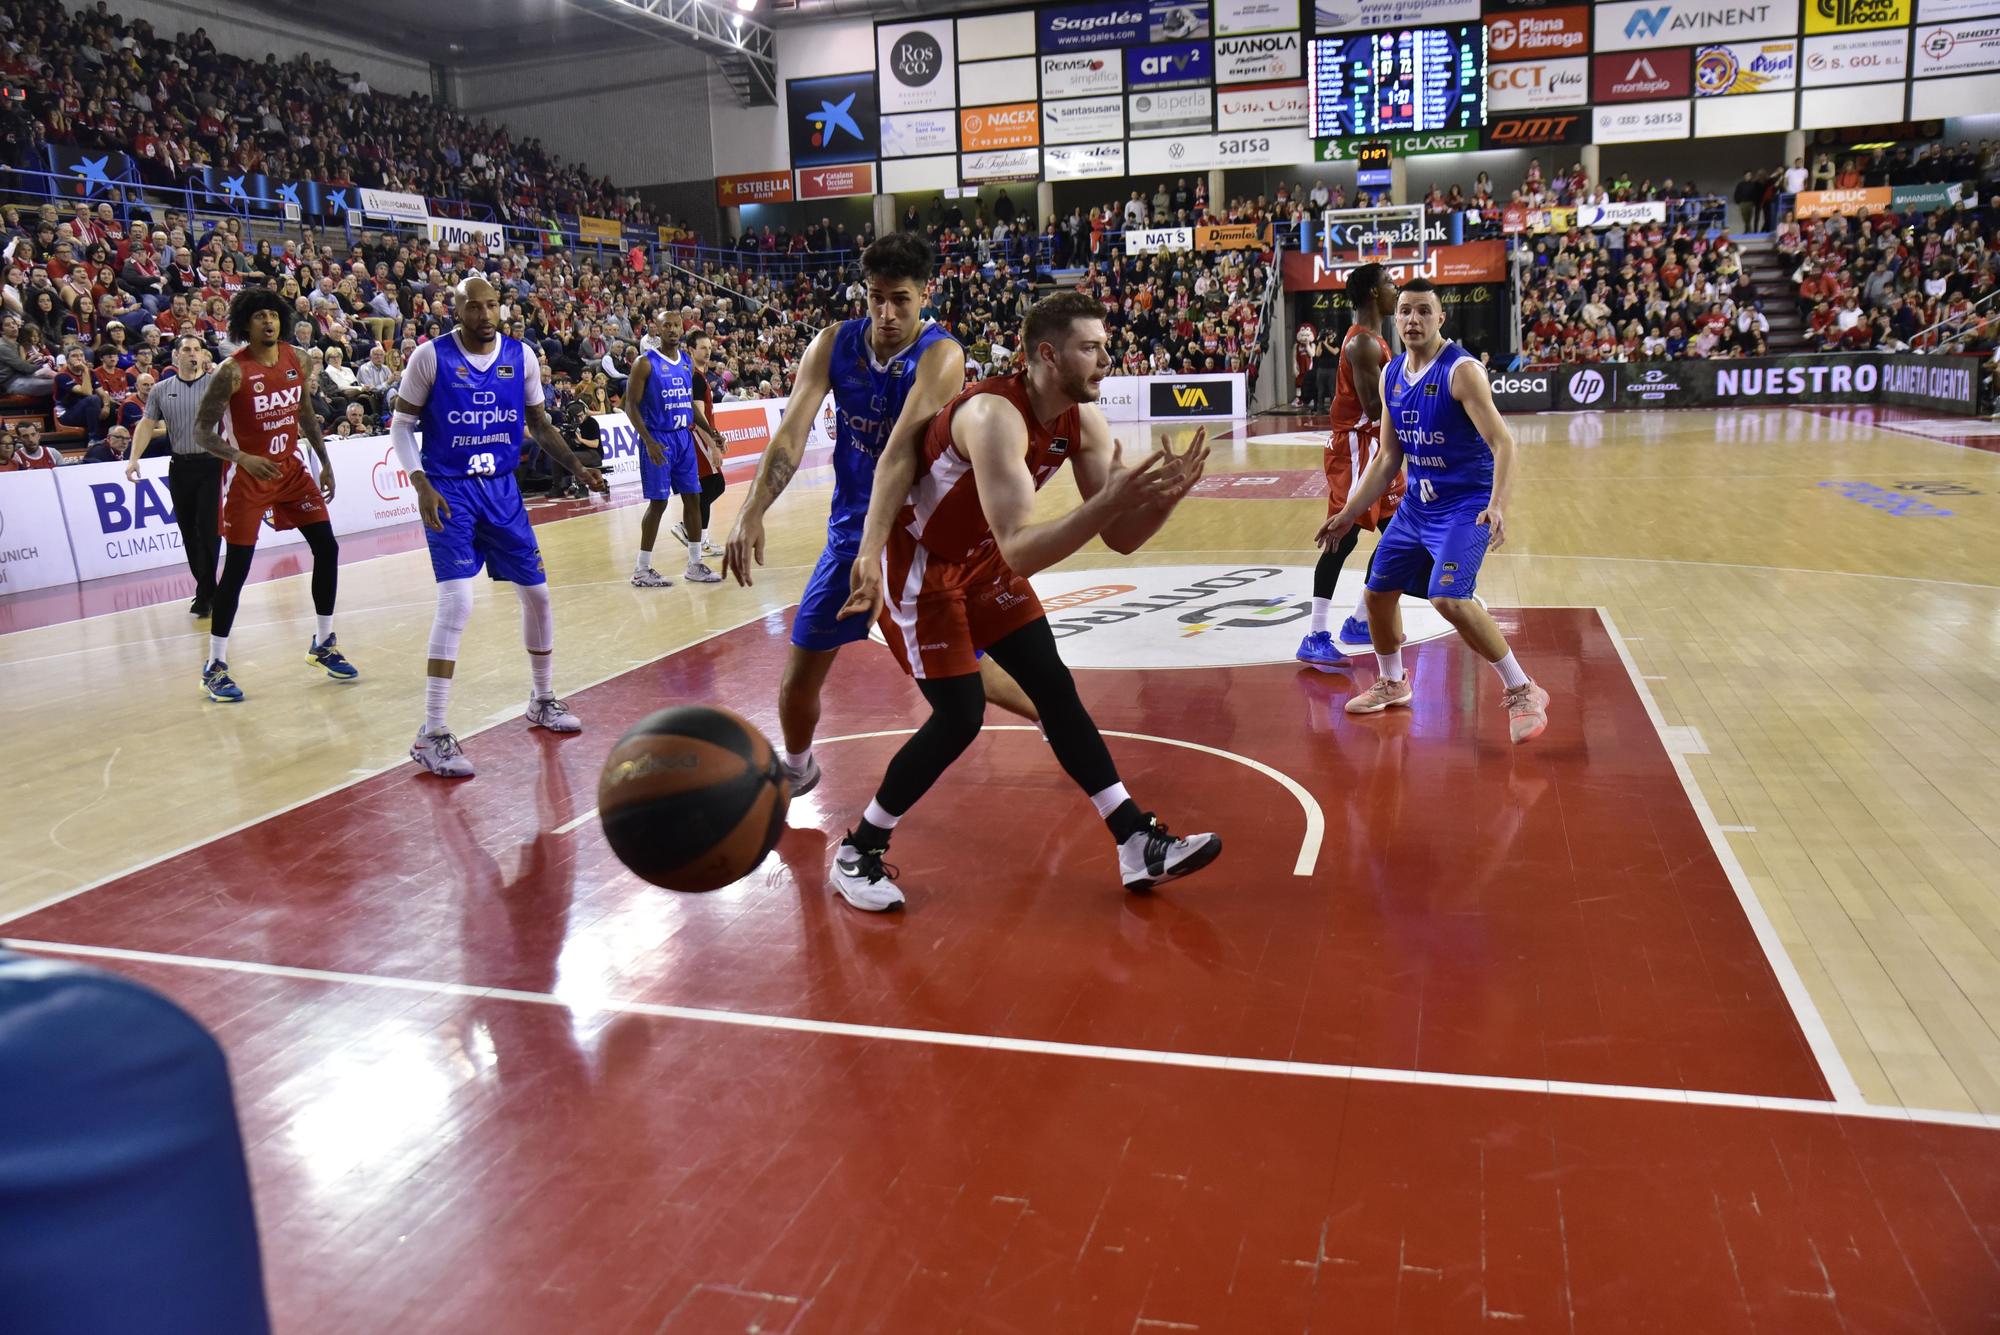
[1309,25,1485,138]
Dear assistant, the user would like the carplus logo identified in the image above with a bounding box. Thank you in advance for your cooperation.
[1625,5,1670,39]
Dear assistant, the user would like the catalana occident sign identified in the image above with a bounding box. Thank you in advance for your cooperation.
[1316,130,1480,159]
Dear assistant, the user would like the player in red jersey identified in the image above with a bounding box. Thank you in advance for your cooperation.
[191,286,355,703]
[1297,263,1405,670]
[825,291,1219,913]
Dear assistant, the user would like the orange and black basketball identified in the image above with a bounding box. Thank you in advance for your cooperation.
[597,706,790,892]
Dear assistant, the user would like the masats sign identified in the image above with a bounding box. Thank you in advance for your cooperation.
[1486,6,1589,58]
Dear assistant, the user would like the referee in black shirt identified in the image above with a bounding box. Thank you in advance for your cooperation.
[127,336,221,618]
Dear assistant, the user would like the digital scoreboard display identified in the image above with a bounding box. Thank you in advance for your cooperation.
[1309,25,1485,138]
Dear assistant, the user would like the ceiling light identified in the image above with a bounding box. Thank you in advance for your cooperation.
[735,0,757,11]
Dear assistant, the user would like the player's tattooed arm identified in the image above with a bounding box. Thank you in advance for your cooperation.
[526,401,607,492]
[192,358,245,462]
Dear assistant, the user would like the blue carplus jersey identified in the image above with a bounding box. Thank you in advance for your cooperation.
[1383,340,1492,513]
[638,348,696,445]
[823,318,954,552]
[419,333,527,479]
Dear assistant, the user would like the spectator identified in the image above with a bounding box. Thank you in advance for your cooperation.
[0,312,55,397]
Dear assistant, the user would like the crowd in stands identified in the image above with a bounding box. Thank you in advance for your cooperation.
[0,0,661,229]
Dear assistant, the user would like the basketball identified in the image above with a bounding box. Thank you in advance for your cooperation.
[597,706,791,892]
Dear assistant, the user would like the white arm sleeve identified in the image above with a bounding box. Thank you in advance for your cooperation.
[522,349,543,407]
[393,339,438,409]
[392,411,423,476]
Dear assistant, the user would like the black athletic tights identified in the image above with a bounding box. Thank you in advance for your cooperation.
[698,472,726,528]
[874,617,1120,820]
[1313,526,1360,600]
[209,522,338,641]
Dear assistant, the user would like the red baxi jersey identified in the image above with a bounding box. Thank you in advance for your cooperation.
[1324,325,1404,530]
[898,373,1082,565]
[226,343,307,462]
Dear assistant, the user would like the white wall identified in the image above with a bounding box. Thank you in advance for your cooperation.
[111,0,431,97]
[456,45,714,189]
[709,16,877,178]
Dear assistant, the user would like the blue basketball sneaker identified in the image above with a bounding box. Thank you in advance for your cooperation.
[1338,615,1372,646]
[1295,630,1348,672]
[307,634,359,680]
[201,660,244,703]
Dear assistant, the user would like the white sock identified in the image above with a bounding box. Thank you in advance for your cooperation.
[1088,782,1130,819]
[1310,597,1330,635]
[1492,651,1529,690]
[782,748,811,770]
[1376,648,1405,682]
[635,549,653,571]
[861,798,900,829]
[529,650,554,700]
[424,675,451,731]
[685,534,702,565]
[207,635,228,666]
[315,615,333,642]
[1352,595,1370,622]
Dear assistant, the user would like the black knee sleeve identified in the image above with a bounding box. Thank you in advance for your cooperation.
[301,523,338,617]
[1313,527,1359,599]
[208,544,258,639]
[874,674,988,817]
[986,619,1120,797]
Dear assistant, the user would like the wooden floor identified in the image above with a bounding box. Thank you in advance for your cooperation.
[4,405,1999,1118]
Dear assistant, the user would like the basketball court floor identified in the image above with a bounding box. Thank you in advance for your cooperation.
[3,405,1998,1331]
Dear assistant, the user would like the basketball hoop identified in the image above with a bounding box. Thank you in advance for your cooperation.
[1320,204,1428,273]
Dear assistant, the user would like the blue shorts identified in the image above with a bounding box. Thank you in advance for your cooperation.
[640,430,700,499]
[424,474,546,586]
[1365,503,1490,600]
[791,544,871,651]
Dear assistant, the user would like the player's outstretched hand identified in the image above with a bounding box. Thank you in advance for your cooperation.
[238,453,282,481]
[1154,426,1210,506]
[577,466,608,495]
[1476,505,1507,550]
[318,460,336,503]
[1315,512,1355,551]
[837,554,883,622]
[722,512,764,586]
[416,477,450,531]
[1099,437,1173,513]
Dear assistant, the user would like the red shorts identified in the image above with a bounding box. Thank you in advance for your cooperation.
[1324,423,1403,531]
[219,458,328,545]
[876,531,1043,680]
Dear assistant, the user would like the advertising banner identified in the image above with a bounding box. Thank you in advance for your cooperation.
[576,216,622,243]
[1879,353,1981,412]
[1218,0,1301,32]
[1127,86,1216,136]
[1146,374,1243,419]
[0,468,79,594]
[1281,240,1507,289]
[1805,0,1912,30]
[1096,374,1143,420]
[960,55,1039,103]
[1127,39,1213,87]
[1487,56,1590,109]
[715,172,794,206]
[1215,31,1305,82]
[1043,141,1129,178]
[1801,29,1911,83]
[1594,49,1694,101]
[795,163,876,199]
[882,111,958,158]
[1485,109,1591,144]
[1486,369,1555,412]
[960,148,1042,182]
[1315,129,1481,157]
[1890,179,1971,209]
[1487,6,1590,58]
[1040,50,1125,97]
[1576,200,1668,226]
[1126,226,1197,253]
[1795,185,1892,215]
[1196,223,1274,249]
[357,187,428,222]
[959,102,1041,151]
[1043,96,1126,142]
[1596,0,1795,51]
[1592,99,1692,142]
[1312,0,1481,33]
[878,19,957,113]
[1521,355,1982,416]
[958,9,1037,56]
[426,215,505,256]
[787,72,880,167]
[1694,39,1800,94]
[1128,127,1310,170]
[1914,18,2000,74]
[1040,2,1150,51]
[1150,0,1213,38]
[1918,0,2000,17]
[1216,81,1311,128]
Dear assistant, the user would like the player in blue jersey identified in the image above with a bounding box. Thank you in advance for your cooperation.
[626,310,720,586]
[1316,278,1550,743]
[392,276,608,777]
[722,232,1037,794]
